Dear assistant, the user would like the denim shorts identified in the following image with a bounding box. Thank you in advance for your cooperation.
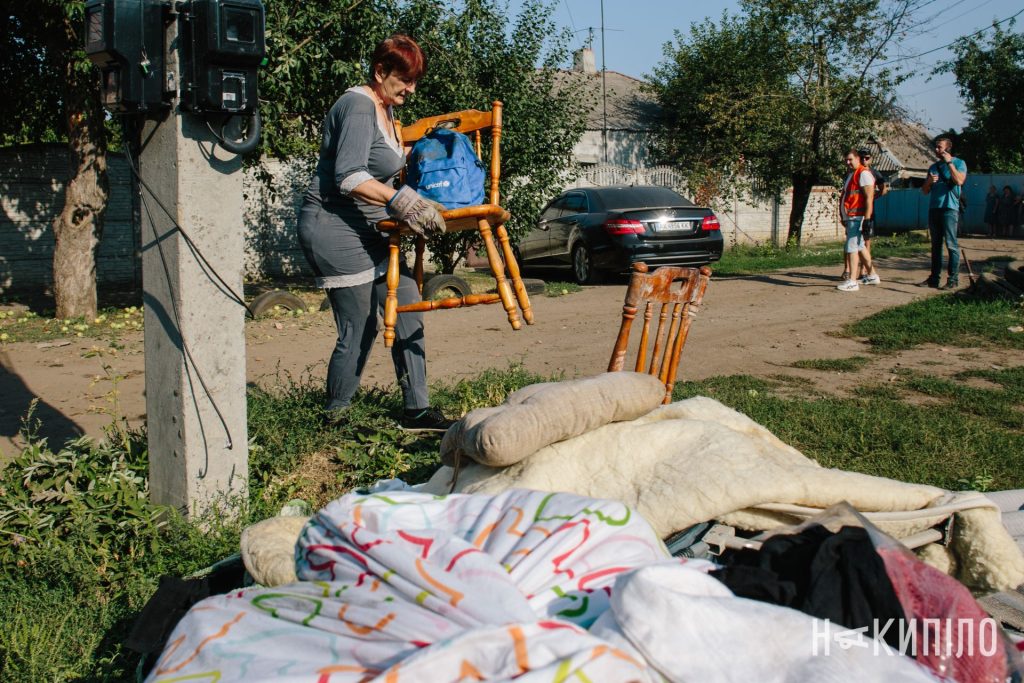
[844,218,865,253]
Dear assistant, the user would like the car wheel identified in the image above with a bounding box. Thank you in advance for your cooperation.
[247,290,307,318]
[422,274,473,300]
[571,243,601,285]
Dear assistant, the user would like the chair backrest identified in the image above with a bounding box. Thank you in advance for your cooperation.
[397,102,503,205]
[607,262,712,404]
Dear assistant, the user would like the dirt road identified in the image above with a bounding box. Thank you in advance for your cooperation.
[2,237,1022,457]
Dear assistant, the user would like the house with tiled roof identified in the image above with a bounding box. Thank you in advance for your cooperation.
[556,48,660,168]
[858,120,935,184]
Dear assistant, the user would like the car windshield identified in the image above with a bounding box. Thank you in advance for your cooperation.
[593,187,694,210]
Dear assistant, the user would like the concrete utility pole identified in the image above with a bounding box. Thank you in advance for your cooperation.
[137,18,248,516]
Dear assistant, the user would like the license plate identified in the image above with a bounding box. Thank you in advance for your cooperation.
[652,220,696,233]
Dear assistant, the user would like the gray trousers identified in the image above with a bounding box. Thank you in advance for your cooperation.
[324,268,428,412]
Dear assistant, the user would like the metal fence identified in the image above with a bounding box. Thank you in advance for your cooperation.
[573,164,687,192]
[874,173,1024,233]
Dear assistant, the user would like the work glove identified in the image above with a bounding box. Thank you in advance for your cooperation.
[386,186,447,236]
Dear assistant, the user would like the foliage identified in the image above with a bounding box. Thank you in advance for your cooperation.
[936,21,1024,173]
[0,409,166,582]
[258,0,587,273]
[0,1,81,146]
[647,0,917,242]
[1,0,110,320]
[845,293,1024,351]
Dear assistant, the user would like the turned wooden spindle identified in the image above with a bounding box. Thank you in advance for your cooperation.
[607,262,711,403]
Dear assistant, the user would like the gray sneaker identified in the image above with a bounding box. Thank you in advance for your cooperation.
[860,273,881,285]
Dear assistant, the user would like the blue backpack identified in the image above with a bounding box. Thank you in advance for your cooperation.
[406,128,486,208]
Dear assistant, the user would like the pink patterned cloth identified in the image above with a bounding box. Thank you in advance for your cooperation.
[879,546,1008,682]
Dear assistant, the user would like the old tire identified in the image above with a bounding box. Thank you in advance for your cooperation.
[521,278,545,295]
[422,274,472,300]
[571,243,601,285]
[1004,261,1024,290]
[248,290,307,318]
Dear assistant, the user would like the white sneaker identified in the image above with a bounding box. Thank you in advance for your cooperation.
[860,273,881,285]
[837,279,860,292]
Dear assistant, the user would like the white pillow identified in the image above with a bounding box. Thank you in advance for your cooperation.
[440,372,667,467]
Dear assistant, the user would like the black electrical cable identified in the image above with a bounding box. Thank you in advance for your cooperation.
[120,125,255,319]
[136,179,218,474]
[876,7,1024,67]
[205,111,262,155]
[122,124,241,470]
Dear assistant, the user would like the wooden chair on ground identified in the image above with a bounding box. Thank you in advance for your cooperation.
[608,262,712,403]
[376,101,533,347]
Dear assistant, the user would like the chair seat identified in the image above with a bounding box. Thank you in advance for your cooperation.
[377,204,510,235]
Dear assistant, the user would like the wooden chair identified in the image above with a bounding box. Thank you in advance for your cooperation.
[608,262,712,403]
[376,101,534,347]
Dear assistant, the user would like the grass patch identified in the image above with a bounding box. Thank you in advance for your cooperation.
[790,356,871,373]
[0,306,144,344]
[845,294,1024,351]
[544,281,582,297]
[672,373,1024,492]
[898,367,1024,430]
[713,232,928,276]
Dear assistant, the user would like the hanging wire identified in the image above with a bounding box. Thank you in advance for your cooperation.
[120,120,248,473]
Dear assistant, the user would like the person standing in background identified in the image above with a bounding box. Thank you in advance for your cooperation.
[837,149,879,292]
[920,137,967,289]
[995,186,1016,238]
[983,186,998,237]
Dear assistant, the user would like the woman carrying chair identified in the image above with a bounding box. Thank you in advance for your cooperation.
[296,34,453,431]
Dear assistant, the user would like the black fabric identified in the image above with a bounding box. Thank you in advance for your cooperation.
[711,525,906,649]
[125,557,246,663]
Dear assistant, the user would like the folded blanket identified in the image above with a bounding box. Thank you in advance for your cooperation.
[422,397,1024,594]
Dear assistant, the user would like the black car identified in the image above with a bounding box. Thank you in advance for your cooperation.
[517,186,723,284]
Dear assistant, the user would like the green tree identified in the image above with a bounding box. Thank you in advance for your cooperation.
[259,0,586,272]
[0,0,108,319]
[937,22,1024,173]
[648,0,915,244]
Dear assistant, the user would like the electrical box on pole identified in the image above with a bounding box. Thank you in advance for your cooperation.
[179,0,266,114]
[84,0,167,112]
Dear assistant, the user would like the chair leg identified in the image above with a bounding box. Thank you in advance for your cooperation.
[382,234,401,348]
[494,221,534,324]
[478,218,521,330]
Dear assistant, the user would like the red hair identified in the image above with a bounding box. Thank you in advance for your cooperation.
[370,34,426,82]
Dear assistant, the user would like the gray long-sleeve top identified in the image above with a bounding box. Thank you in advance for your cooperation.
[302,87,405,285]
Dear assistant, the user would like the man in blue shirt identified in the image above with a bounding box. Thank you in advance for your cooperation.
[919,137,968,289]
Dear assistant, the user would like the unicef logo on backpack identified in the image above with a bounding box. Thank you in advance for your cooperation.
[406,128,486,209]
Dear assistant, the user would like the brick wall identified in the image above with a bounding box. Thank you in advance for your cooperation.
[242,157,314,281]
[0,143,138,294]
[0,145,320,294]
[699,186,842,247]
